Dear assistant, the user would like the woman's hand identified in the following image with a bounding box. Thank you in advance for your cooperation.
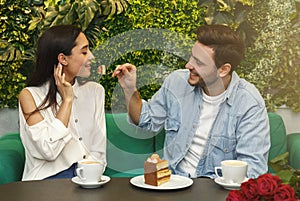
[54,63,74,102]
[53,63,74,127]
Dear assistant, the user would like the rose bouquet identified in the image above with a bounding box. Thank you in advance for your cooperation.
[227,152,300,201]
[226,173,298,201]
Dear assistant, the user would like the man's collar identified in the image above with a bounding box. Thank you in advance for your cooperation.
[224,72,239,106]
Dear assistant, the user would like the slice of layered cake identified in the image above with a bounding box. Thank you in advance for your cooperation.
[144,154,172,186]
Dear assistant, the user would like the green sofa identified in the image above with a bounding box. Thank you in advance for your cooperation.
[0,112,299,185]
[0,113,165,184]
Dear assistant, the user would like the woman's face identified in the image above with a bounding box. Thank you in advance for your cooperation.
[63,32,94,82]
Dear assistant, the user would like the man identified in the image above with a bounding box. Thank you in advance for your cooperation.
[112,24,270,178]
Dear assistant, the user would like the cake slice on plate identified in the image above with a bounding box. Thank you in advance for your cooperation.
[144,154,172,186]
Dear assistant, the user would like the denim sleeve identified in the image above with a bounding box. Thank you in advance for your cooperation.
[138,87,168,133]
[235,106,270,178]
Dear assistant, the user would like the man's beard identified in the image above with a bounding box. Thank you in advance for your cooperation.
[188,75,219,88]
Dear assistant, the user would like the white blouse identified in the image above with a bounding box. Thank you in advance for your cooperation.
[19,79,106,181]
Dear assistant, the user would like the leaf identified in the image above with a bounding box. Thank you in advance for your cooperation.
[115,1,123,15]
[60,4,77,25]
[28,18,41,31]
[270,152,289,163]
[109,1,117,16]
[103,0,128,17]
[42,6,59,28]
[213,12,233,25]
[268,152,291,173]
[276,169,295,183]
[77,1,99,31]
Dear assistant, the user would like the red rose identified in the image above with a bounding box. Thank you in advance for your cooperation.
[240,178,260,200]
[274,184,298,201]
[227,173,298,201]
[226,190,246,201]
[257,173,282,198]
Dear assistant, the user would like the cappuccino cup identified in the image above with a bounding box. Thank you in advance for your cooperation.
[76,160,105,183]
[214,160,248,184]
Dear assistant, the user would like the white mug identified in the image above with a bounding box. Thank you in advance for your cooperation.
[76,160,105,183]
[214,160,248,184]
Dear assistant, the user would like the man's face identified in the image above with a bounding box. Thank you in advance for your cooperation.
[185,42,219,88]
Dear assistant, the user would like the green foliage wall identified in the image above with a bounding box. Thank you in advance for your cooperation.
[200,0,300,112]
[239,0,300,112]
[0,0,205,111]
[0,1,38,108]
[0,0,127,109]
[1,0,299,112]
[91,0,206,111]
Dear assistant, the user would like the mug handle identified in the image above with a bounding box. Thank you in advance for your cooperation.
[76,167,86,181]
[214,166,222,178]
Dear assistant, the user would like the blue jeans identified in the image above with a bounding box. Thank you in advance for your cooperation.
[44,163,77,180]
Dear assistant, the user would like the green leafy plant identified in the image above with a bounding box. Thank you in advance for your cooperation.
[29,0,128,50]
[0,0,127,109]
[200,0,300,112]
[269,152,300,198]
[199,0,257,47]
[0,0,39,108]
[1,0,205,111]
[92,0,206,111]
[243,0,300,112]
[2,0,300,113]
[269,0,300,112]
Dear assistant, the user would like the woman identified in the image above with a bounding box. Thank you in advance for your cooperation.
[18,25,106,181]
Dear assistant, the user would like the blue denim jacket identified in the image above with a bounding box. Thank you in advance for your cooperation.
[138,69,270,178]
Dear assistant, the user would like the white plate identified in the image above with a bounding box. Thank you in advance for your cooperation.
[71,175,110,189]
[130,174,193,190]
[214,177,249,190]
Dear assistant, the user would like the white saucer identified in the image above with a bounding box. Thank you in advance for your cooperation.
[214,177,249,190]
[71,175,110,189]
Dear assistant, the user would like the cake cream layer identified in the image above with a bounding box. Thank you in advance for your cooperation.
[144,174,171,186]
[156,169,172,178]
[156,176,171,186]
[144,160,168,174]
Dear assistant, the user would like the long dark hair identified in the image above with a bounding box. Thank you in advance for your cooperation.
[196,25,245,72]
[27,25,82,113]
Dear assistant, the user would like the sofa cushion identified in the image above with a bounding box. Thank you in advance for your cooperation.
[0,112,294,183]
[268,112,287,160]
[287,133,300,169]
[267,112,288,173]
[0,133,25,184]
[104,113,161,177]
[0,132,21,141]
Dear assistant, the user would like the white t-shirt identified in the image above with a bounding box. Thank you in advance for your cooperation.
[19,79,106,181]
[178,89,226,177]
